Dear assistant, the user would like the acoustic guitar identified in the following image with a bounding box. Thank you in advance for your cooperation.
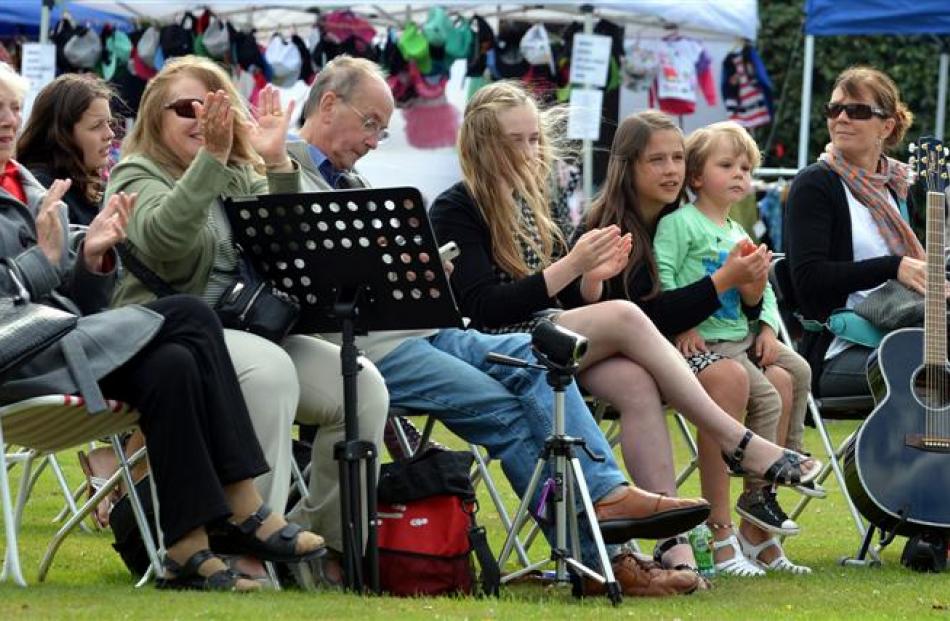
[843,137,950,536]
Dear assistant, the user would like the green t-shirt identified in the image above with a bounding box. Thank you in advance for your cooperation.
[653,203,779,341]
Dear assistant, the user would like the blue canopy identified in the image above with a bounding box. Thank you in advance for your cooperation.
[0,1,133,36]
[805,0,950,36]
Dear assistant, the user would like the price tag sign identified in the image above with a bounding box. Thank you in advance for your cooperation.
[20,43,57,121]
[567,88,603,141]
[568,34,611,88]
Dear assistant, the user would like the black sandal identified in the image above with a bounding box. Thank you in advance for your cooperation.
[214,504,326,563]
[155,549,256,592]
[722,430,822,487]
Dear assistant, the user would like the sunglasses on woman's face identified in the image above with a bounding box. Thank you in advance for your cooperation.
[823,102,887,120]
[164,98,203,119]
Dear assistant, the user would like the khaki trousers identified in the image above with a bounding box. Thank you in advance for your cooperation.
[707,333,811,453]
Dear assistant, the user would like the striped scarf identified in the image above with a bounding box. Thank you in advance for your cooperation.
[819,144,924,260]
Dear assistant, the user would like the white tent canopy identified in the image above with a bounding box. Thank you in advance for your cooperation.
[73,1,757,41]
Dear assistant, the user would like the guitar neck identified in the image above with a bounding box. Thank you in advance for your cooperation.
[924,190,947,366]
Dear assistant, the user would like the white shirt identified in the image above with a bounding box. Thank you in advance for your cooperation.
[825,180,896,360]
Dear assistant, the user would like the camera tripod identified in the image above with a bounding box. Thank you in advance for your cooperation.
[489,349,622,605]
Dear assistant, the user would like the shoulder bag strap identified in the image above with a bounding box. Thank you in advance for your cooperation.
[115,243,179,298]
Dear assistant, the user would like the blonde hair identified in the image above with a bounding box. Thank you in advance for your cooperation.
[833,66,914,150]
[685,121,761,192]
[0,62,29,102]
[458,81,564,278]
[121,55,263,177]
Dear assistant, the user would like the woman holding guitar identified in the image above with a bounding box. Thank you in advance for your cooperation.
[785,66,922,400]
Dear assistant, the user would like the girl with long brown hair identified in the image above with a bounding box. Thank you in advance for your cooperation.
[17,73,118,225]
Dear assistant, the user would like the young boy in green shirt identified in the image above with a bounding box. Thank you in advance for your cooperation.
[653,121,815,575]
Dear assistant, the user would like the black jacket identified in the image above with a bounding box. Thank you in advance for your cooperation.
[429,182,585,330]
[571,217,722,337]
[29,167,100,227]
[784,162,903,389]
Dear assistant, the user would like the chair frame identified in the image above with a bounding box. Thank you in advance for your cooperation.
[769,255,879,564]
[0,395,162,586]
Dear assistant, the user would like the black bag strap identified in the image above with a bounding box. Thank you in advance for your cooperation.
[468,520,500,597]
[116,243,179,298]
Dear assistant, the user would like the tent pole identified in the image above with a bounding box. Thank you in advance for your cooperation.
[582,4,594,206]
[40,0,53,44]
[937,51,948,142]
[797,34,815,170]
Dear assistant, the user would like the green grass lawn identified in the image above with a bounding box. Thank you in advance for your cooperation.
[2,419,949,620]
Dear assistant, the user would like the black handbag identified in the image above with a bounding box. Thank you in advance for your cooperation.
[117,243,299,343]
[0,267,78,378]
[211,251,300,343]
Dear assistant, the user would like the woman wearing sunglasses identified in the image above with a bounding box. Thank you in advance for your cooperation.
[106,55,390,576]
[16,74,118,226]
[785,65,918,398]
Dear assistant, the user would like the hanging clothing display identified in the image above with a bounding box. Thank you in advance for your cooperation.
[646,36,717,116]
[721,43,774,129]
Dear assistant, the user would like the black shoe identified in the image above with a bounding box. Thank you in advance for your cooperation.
[736,487,799,536]
[384,415,446,460]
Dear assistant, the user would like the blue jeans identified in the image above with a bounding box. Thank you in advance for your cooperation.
[376,328,625,566]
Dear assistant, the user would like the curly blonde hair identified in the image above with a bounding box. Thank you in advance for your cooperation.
[121,55,263,177]
[685,121,761,192]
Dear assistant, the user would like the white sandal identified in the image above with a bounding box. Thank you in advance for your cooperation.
[712,534,765,577]
[737,531,812,574]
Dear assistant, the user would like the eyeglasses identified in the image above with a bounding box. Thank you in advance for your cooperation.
[823,102,888,121]
[164,98,204,119]
[342,100,390,143]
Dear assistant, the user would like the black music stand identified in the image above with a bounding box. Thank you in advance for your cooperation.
[224,187,463,593]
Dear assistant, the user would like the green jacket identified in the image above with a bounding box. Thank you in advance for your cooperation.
[106,148,298,307]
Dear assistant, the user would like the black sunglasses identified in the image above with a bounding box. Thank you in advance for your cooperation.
[164,98,203,119]
[823,102,888,120]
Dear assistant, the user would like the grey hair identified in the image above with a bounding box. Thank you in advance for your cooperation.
[0,62,30,102]
[300,55,387,123]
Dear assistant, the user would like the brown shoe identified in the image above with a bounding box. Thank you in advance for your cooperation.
[594,486,710,543]
[583,553,700,597]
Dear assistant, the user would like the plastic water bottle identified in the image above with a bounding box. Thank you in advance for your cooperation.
[689,524,716,578]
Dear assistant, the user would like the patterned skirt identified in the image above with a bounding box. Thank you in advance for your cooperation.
[683,350,727,374]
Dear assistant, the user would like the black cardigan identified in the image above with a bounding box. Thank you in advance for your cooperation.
[571,217,722,336]
[429,181,585,330]
[29,167,100,226]
[784,163,903,388]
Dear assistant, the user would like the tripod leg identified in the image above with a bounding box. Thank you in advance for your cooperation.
[498,457,548,572]
[570,457,621,605]
[565,466,582,564]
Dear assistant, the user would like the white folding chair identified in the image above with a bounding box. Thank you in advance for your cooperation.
[768,256,876,562]
[0,395,162,586]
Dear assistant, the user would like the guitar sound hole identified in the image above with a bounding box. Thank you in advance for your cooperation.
[911,365,950,409]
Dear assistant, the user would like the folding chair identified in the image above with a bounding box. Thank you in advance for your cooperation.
[0,395,162,586]
[769,256,877,563]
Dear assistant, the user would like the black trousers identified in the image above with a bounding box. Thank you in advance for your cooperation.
[819,344,874,399]
[99,295,269,546]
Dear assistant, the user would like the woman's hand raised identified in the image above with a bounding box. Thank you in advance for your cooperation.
[569,226,623,275]
[83,192,136,273]
[35,179,71,267]
[246,85,295,170]
[194,90,234,166]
